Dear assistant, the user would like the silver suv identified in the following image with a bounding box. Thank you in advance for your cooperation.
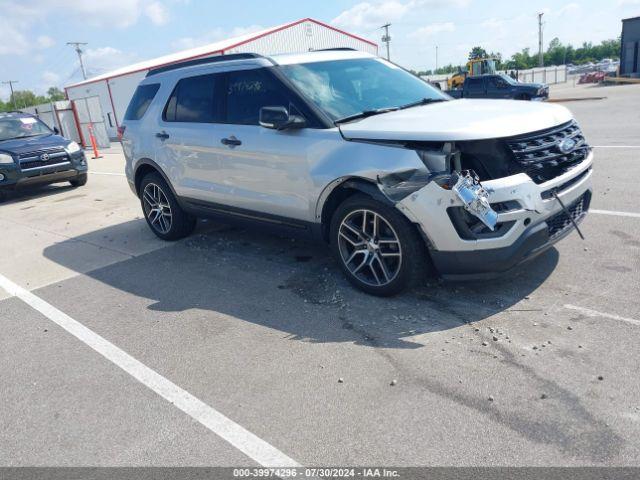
[122,49,593,295]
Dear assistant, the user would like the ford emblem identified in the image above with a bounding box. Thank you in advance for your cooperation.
[558,137,576,154]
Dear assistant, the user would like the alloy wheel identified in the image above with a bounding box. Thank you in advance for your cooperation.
[337,209,402,287]
[142,183,173,234]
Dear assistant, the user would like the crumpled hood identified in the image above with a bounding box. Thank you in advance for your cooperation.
[0,134,69,155]
[338,99,572,142]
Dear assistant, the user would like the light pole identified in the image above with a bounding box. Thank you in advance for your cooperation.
[2,80,19,110]
[381,24,391,61]
[67,42,88,80]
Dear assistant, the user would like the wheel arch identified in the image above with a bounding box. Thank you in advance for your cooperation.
[133,159,178,199]
[317,176,393,243]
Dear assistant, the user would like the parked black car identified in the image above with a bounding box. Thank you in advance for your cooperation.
[447,74,549,100]
[0,112,88,201]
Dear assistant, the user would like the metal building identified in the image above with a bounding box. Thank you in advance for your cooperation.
[65,18,378,139]
[621,16,640,77]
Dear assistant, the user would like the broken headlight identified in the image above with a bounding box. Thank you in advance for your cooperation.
[450,170,498,231]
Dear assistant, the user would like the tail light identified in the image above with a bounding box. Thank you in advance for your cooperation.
[117,125,126,139]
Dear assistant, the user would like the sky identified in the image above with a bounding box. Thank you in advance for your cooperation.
[0,0,637,100]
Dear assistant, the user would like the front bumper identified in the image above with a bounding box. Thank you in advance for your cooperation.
[396,150,593,278]
[0,152,87,190]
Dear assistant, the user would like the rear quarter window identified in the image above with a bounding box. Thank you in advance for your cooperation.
[124,84,160,120]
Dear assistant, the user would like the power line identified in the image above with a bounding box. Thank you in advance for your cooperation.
[381,24,391,61]
[1,80,19,109]
[67,42,88,80]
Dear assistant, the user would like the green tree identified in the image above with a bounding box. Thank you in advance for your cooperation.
[47,87,65,101]
[469,46,488,60]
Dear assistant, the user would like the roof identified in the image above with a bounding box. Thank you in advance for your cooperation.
[66,18,377,89]
[622,16,640,22]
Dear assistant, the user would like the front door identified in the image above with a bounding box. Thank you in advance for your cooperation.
[214,67,317,222]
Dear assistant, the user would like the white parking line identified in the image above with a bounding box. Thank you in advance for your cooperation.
[90,171,126,176]
[564,304,640,327]
[591,209,640,219]
[0,272,299,468]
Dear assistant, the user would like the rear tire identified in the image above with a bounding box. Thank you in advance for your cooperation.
[69,173,88,187]
[330,194,429,296]
[140,172,196,240]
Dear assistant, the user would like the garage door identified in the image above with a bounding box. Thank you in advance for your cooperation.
[72,96,111,149]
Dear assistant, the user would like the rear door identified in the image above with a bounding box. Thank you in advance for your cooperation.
[155,72,228,203]
[213,67,316,221]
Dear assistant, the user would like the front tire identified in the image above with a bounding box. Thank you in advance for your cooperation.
[330,194,428,296]
[140,172,196,240]
[69,173,88,187]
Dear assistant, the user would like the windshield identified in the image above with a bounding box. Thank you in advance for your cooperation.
[499,73,518,85]
[0,116,53,141]
[279,57,448,122]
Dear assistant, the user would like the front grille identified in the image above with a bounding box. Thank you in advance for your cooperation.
[506,121,590,184]
[18,146,70,171]
[547,191,591,240]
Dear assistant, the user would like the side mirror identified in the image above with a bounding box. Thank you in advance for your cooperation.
[53,126,60,134]
[259,106,306,131]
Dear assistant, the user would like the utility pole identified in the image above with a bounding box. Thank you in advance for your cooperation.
[537,13,544,67]
[2,80,19,110]
[435,45,439,72]
[67,42,88,80]
[381,24,391,61]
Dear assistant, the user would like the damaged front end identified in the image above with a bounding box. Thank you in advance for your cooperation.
[377,142,498,231]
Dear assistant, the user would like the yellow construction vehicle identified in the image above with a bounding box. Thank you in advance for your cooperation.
[447,58,497,89]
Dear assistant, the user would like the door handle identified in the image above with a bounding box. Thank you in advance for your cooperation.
[221,136,242,147]
[156,131,169,140]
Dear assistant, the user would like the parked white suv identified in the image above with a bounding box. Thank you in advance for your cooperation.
[122,49,592,295]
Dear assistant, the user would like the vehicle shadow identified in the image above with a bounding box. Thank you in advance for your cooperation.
[42,218,558,350]
[0,182,78,205]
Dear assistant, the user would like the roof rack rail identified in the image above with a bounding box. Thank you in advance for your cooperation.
[314,47,357,52]
[146,53,266,77]
[6,110,26,114]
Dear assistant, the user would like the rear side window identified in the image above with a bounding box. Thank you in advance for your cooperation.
[124,84,160,120]
[164,74,221,123]
[225,69,292,125]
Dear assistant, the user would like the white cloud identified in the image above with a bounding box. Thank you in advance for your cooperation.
[618,0,640,5]
[83,47,138,76]
[171,25,265,51]
[481,18,505,30]
[409,21,455,38]
[42,71,61,85]
[36,35,55,49]
[145,1,170,25]
[555,3,581,15]
[331,0,469,30]
[0,19,30,55]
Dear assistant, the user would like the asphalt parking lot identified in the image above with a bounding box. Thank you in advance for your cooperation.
[1,82,639,468]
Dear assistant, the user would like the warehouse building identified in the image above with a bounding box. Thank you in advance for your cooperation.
[621,16,640,77]
[65,18,378,139]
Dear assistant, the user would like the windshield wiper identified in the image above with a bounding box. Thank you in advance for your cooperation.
[398,98,447,110]
[334,107,399,125]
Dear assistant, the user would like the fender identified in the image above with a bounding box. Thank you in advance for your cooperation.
[314,176,394,222]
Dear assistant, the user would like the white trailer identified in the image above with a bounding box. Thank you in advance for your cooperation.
[65,18,378,139]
